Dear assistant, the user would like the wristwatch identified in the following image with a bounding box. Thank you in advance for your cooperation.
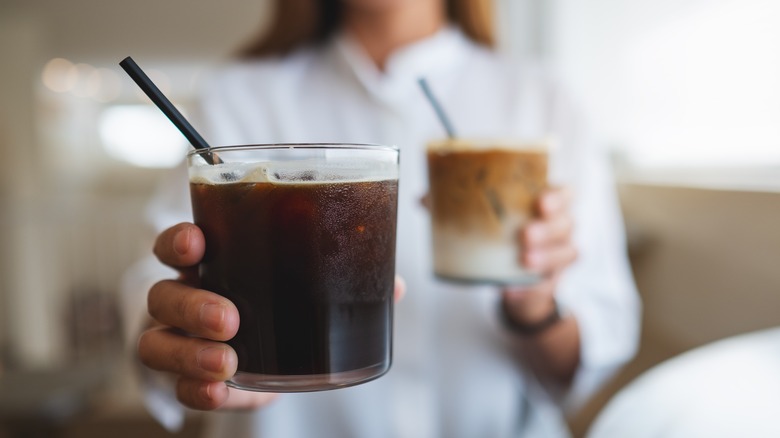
[500,297,563,336]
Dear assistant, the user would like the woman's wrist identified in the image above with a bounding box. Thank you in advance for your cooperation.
[500,294,562,336]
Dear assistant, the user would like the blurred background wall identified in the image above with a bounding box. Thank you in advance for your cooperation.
[0,0,778,437]
[0,1,268,436]
[0,0,266,367]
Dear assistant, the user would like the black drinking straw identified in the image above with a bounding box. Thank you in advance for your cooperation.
[418,78,456,138]
[119,56,221,164]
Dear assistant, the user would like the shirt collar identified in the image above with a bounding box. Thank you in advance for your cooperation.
[331,25,472,103]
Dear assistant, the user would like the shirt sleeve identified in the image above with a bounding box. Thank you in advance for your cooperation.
[119,256,186,431]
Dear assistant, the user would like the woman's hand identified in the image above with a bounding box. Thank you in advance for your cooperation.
[138,222,277,410]
[502,187,578,327]
[138,222,406,411]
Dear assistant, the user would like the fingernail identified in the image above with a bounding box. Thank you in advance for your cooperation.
[201,304,226,332]
[197,347,226,373]
[173,228,191,256]
[200,382,213,401]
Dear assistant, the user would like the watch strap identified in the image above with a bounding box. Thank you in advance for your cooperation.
[500,298,562,336]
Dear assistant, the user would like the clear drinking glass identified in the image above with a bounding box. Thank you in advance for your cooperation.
[187,144,399,392]
[427,139,548,285]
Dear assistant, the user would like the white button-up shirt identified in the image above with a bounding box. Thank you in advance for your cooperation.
[139,26,641,438]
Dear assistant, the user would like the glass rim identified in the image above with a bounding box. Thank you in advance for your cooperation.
[187,143,399,157]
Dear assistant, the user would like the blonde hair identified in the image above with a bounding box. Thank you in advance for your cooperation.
[240,0,495,58]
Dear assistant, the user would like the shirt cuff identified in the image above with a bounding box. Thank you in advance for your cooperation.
[140,365,186,432]
[562,297,640,412]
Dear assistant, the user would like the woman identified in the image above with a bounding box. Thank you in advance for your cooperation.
[133,0,641,436]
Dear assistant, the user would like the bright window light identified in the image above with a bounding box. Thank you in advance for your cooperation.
[99,105,189,168]
[623,0,780,167]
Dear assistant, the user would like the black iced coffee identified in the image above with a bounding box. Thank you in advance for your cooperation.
[187,144,399,392]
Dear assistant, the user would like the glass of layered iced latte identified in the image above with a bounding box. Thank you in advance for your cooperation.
[426,139,548,285]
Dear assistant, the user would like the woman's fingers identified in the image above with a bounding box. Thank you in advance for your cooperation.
[148,279,239,341]
[394,275,406,302]
[517,186,577,275]
[420,193,431,210]
[537,187,573,219]
[174,379,280,411]
[522,215,574,248]
[153,222,206,269]
[138,327,238,382]
[141,281,279,412]
[221,388,280,410]
[522,245,578,275]
[175,378,231,411]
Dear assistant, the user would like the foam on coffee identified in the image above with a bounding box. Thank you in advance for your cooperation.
[427,138,549,153]
[190,160,398,185]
